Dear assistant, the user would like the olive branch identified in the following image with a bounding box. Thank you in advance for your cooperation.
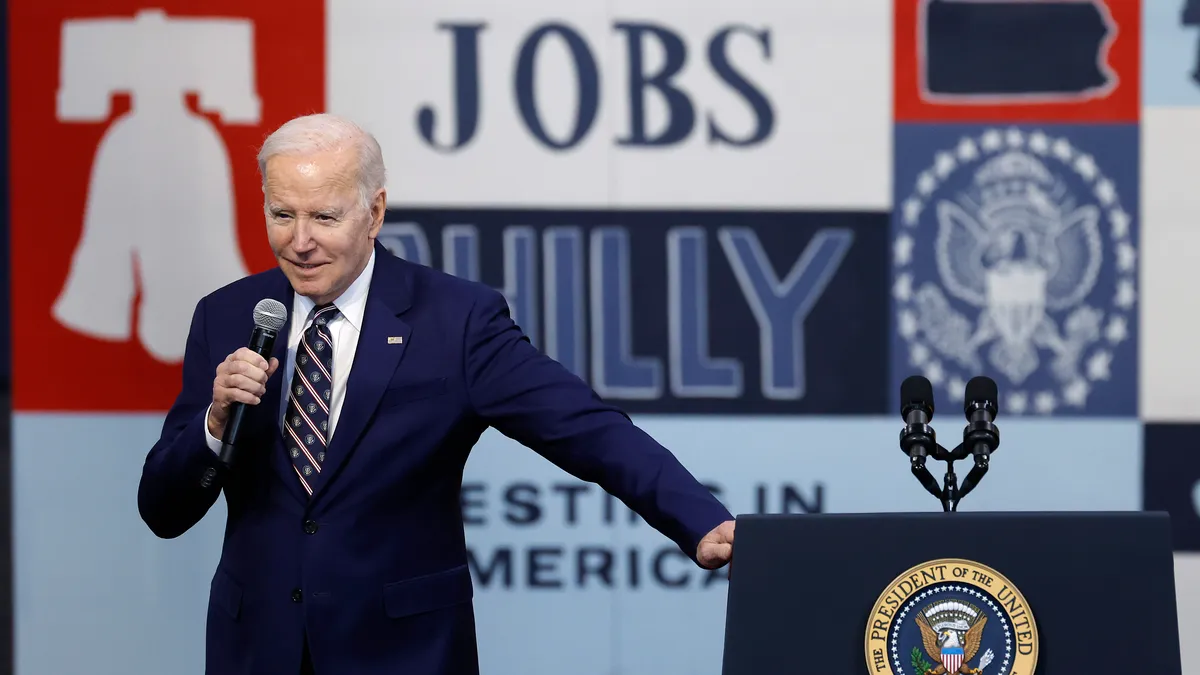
[910,646,935,675]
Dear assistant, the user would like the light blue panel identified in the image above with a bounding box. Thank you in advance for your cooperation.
[462,415,1143,675]
[14,413,1142,675]
[13,413,224,675]
[1144,0,1200,105]
[459,445,618,675]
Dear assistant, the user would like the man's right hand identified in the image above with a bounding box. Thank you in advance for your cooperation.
[208,348,280,439]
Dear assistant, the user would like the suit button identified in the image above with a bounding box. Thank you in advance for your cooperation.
[291,588,303,603]
[200,467,216,488]
[303,520,318,534]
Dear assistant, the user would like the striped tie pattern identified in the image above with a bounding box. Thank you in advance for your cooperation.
[284,303,339,496]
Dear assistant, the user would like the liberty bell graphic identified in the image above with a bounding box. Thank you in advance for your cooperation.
[54,8,259,362]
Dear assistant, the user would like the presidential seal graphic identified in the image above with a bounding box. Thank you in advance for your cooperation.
[865,559,1038,675]
[893,127,1136,415]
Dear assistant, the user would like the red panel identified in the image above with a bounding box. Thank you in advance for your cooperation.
[9,1,325,411]
[894,0,1140,123]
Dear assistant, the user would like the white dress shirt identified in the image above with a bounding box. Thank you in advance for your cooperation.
[205,250,376,452]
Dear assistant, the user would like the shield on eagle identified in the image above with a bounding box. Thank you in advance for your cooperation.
[941,645,964,673]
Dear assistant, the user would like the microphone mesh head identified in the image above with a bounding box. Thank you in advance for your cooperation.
[252,298,288,332]
[965,376,998,406]
[900,375,935,414]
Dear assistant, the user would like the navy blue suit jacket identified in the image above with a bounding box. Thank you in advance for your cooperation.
[137,243,733,675]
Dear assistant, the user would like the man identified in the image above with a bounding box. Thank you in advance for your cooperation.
[137,113,735,675]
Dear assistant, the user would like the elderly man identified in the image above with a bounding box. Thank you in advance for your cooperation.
[137,113,735,675]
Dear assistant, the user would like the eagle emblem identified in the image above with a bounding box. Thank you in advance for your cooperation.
[914,601,994,675]
[892,127,1137,415]
[865,559,1037,675]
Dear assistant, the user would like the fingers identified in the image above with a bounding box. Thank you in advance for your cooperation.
[696,520,737,570]
[698,542,733,570]
[223,373,268,399]
[224,359,271,386]
[710,542,733,562]
[212,350,276,410]
[233,347,271,372]
[722,519,736,541]
[222,385,263,406]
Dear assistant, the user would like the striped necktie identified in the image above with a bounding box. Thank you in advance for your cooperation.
[283,303,339,496]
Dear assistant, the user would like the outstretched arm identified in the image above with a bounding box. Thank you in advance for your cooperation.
[462,286,733,566]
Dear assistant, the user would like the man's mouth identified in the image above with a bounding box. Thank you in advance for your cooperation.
[290,260,326,271]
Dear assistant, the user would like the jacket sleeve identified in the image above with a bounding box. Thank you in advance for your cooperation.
[137,296,226,538]
[462,286,732,565]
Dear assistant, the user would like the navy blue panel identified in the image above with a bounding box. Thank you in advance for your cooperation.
[1143,423,1200,552]
[723,513,1181,674]
[923,0,1113,96]
[1184,0,1200,24]
[1179,0,1200,90]
[382,209,889,415]
[891,124,1139,417]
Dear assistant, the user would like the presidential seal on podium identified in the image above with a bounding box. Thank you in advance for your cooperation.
[865,558,1038,675]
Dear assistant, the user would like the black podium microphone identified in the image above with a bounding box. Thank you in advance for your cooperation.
[899,375,942,500]
[958,376,1000,499]
[900,375,935,461]
[963,375,999,454]
[218,298,288,468]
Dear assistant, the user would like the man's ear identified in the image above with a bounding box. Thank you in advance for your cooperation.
[367,188,387,238]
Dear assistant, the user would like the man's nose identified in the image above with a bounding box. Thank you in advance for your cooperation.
[292,219,317,251]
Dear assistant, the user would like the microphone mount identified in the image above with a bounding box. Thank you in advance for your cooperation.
[956,400,1000,504]
[897,381,1001,513]
[899,418,944,508]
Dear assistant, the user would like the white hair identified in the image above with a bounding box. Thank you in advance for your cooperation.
[257,113,387,211]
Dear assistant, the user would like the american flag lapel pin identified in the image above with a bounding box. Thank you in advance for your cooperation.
[388,336,403,344]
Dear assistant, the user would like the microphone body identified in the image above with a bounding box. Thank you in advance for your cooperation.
[898,376,943,501]
[899,376,936,464]
[958,376,1000,499]
[218,299,289,469]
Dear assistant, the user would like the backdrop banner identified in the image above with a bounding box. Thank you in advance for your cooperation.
[13,414,1143,675]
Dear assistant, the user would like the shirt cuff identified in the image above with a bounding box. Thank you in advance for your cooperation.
[203,403,222,454]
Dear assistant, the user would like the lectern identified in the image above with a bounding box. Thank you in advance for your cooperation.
[720,511,1182,674]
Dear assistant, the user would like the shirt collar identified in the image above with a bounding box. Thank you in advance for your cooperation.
[292,249,375,332]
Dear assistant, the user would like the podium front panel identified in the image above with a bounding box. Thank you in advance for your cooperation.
[720,511,1180,675]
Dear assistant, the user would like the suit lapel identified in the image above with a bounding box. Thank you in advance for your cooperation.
[310,245,414,503]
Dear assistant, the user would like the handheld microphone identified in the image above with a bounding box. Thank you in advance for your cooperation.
[898,375,943,501]
[957,376,1000,499]
[217,298,288,468]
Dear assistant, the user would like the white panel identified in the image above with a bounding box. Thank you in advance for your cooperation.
[1141,107,1200,421]
[326,0,892,208]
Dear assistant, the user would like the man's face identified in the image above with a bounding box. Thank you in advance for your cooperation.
[263,148,384,305]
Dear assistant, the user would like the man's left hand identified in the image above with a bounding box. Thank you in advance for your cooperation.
[697,519,735,570]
